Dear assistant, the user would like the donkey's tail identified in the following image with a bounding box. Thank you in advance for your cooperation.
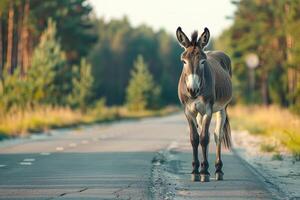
[222,107,232,149]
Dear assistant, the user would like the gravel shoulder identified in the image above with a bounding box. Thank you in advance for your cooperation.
[232,130,300,199]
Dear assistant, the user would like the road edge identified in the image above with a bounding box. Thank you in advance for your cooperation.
[231,148,289,200]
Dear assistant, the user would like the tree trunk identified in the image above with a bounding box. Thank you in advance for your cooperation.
[17,2,24,75]
[22,0,30,73]
[288,67,297,105]
[6,1,14,74]
[0,11,3,78]
[261,73,271,105]
[12,5,19,73]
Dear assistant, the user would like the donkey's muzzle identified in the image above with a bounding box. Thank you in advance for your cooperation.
[187,88,199,98]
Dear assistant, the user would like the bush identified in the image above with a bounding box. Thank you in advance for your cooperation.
[126,55,161,111]
[68,58,94,112]
[0,69,31,111]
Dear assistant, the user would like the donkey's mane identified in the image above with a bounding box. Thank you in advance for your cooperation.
[191,31,198,46]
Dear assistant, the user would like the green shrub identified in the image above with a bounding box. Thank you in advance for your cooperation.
[260,144,276,152]
[126,55,161,111]
[272,153,283,161]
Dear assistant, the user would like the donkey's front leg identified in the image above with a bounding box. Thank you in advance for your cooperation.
[199,105,212,182]
[185,111,200,181]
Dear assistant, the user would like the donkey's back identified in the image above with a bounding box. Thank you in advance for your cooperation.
[206,51,232,107]
[206,51,232,77]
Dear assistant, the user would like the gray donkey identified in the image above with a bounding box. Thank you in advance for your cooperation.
[176,27,232,182]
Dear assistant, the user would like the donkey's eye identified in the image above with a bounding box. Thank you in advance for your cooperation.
[200,59,206,65]
[182,60,186,64]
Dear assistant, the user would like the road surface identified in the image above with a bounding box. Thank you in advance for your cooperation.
[0,113,283,199]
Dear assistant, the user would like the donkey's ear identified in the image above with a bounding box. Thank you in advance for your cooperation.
[176,27,190,49]
[198,27,210,49]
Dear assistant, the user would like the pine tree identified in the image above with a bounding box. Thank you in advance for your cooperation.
[0,68,31,111]
[215,0,300,111]
[68,58,93,112]
[31,0,97,65]
[27,18,68,105]
[126,55,161,111]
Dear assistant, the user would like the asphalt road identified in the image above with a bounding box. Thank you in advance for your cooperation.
[0,113,282,200]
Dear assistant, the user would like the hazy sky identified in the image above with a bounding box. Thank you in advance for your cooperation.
[89,0,236,38]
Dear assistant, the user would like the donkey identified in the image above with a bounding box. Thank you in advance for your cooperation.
[176,27,232,182]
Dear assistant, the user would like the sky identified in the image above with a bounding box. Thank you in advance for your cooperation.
[88,0,236,38]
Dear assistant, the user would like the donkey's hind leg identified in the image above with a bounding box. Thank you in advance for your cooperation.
[214,109,226,180]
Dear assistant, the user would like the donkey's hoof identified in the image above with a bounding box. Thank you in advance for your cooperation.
[215,172,223,181]
[191,174,200,182]
[200,174,210,182]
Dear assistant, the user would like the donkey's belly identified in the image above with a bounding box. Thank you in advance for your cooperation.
[213,88,232,112]
[212,100,228,112]
[187,97,230,116]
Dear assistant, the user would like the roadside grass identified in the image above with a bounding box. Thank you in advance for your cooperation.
[0,105,179,139]
[260,144,276,153]
[272,153,284,161]
[116,106,179,118]
[0,106,82,137]
[229,105,300,155]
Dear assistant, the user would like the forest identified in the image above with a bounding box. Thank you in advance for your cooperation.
[0,0,183,113]
[215,0,300,112]
[0,0,299,136]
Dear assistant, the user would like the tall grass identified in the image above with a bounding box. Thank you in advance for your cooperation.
[229,105,300,154]
[0,105,178,139]
[0,106,82,137]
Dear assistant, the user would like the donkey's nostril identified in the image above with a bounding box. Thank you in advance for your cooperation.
[190,89,197,98]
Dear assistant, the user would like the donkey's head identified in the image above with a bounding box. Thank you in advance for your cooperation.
[176,27,210,98]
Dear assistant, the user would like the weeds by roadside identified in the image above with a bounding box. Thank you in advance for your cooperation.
[260,144,276,153]
[272,153,283,161]
[229,105,300,155]
[0,104,179,140]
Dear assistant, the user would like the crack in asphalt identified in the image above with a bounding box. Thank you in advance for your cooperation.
[46,187,88,200]
[113,183,134,199]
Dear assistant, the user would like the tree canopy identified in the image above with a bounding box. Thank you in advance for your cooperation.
[0,1,182,112]
[1,0,298,115]
[215,0,300,112]
[88,17,182,105]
